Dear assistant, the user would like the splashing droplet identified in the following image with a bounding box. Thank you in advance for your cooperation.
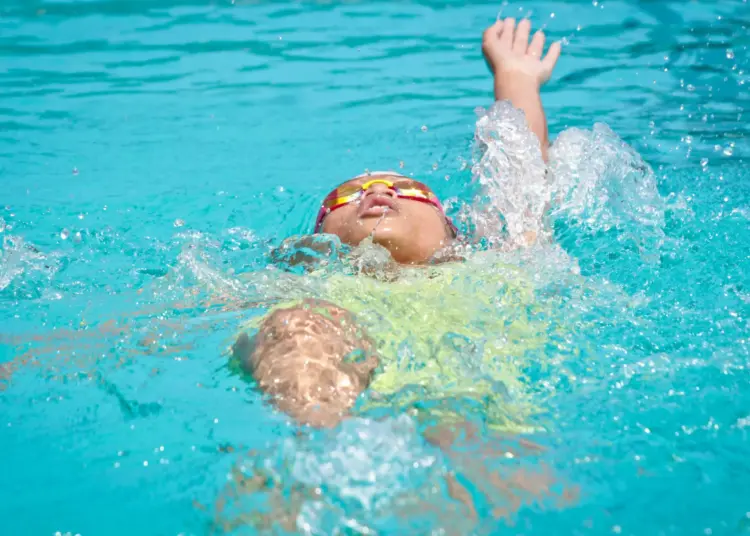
[421,125,428,132]
[60,229,70,240]
[173,219,185,228]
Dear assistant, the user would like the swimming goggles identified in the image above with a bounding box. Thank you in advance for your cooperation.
[314,176,458,236]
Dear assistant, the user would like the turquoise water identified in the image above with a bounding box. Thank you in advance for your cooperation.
[1,0,749,534]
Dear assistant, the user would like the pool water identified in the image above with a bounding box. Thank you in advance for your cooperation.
[1,0,748,534]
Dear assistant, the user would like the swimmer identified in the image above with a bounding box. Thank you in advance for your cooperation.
[234,17,562,428]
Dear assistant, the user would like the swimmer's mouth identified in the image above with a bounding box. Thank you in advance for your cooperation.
[358,195,397,218]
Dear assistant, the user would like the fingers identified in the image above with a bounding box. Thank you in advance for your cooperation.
[499,17,515,48]
[528,30,545,57]
[482,19,503,44]
[541,41,562,78]
[513,19,531,53]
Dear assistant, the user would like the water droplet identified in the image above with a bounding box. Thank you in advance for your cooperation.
[420,125,428,132]
[700,158,709,168]
[726,49,735,59]
[143,460,149,467]
[60,228,70,240]
[686,84,696,92]
[277,186,284,193]
[723,146,734,156]
[72,167,79,175]
[550,12,555,18]
[77,213,84,220]
[399,161,405,169]
[173,219,185,228]
[612,526,622,534]
[432,162,439,170]
[73,232,82,244]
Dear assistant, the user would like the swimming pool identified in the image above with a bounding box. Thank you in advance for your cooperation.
[1,0,748,534]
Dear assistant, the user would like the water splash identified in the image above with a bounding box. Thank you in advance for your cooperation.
[469,101,666,259]
[218,415,461,535]
[0,235,61,301]
[549,124,666,242]
[471,101,551,248]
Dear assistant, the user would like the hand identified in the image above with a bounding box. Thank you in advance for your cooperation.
[482,18,561,88]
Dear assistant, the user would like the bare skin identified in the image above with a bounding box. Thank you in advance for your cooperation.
[321,175,454,264]
[225,17,569,528]
[233,299,379,428]
[482,17,561,161]
[247,16,561,429]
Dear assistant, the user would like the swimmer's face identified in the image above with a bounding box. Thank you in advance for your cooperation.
[319,174,454,264]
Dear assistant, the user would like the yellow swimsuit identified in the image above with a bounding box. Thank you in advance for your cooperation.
[238,249,581,432]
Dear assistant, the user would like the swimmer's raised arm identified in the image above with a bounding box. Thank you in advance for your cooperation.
[482,18,561,161]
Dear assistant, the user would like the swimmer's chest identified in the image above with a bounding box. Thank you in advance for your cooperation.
[322,261,531,349]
